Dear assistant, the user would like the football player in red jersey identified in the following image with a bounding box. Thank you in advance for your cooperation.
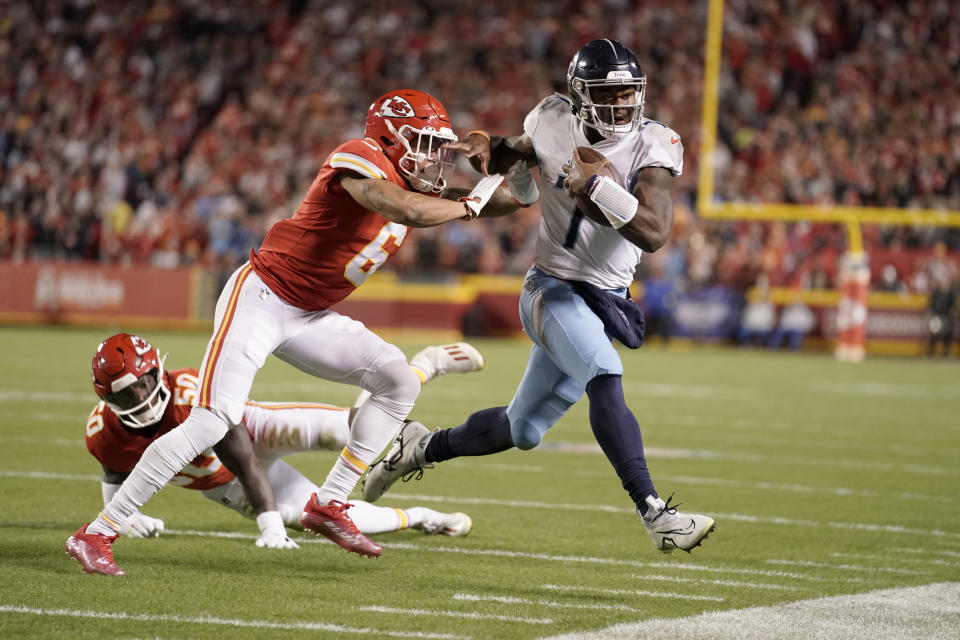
[74,334,478,567]
[66,90,519,575]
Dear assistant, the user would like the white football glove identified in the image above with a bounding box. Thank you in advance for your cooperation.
[505,159,539,207]
[459,174,505,218]
[122,511,166,539]
[255,510,299,550]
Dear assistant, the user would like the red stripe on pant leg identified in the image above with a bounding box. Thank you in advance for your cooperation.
[199,264,254,408]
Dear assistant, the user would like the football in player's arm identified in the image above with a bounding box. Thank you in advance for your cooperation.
[447,99,675,252]
[362,40,715,556]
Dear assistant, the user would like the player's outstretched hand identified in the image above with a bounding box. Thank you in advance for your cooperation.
[123,512,165,538]
[445,132,492,175]
[255,510,300,549]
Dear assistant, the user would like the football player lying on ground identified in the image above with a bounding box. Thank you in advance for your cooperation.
[81,333,480,552]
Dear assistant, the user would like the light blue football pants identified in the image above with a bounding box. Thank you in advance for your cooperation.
[506,266,626,449]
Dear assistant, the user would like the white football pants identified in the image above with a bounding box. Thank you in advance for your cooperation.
[97,263,419,534]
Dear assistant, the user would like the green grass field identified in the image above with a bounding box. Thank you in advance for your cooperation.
[1,326,958,639]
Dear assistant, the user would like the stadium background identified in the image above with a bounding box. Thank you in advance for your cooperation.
[1,3,959,638]
[1,0,958,352]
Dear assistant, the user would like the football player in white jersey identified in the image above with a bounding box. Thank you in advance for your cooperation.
[363,39,716,554]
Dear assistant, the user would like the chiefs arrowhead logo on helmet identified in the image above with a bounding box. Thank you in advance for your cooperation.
[379,96,414,118]
[131,335,152,355]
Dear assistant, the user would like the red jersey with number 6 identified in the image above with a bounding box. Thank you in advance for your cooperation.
[250,138,411,311]
[84,368,236,491]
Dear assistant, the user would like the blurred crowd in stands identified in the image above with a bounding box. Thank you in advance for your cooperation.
[1,0,958,308]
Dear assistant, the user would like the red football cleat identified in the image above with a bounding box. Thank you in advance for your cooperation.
[300,495,382,558]
[65,523,125,576]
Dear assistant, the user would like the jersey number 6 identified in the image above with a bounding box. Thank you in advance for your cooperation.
[344,222,408,286]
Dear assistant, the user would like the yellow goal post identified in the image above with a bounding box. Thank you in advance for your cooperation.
[697,0,960,232]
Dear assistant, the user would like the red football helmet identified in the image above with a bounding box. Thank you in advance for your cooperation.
[91,333,171,429]
[364,89,457,194]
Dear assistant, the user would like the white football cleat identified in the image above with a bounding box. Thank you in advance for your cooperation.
[641,494,715,554]
[410,342,485,382]
[409,508,473,537]
[362,420,433,502]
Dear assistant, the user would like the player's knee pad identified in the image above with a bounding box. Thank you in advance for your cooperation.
[510,393,576,451]
[363,358,421,420]
[511,419,543,450]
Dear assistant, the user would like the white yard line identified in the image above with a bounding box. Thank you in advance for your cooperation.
[390,492,960,541]
[411,462,955,503]
[0,604,467,639]
[896,548,960,558]
[537,582,960,640]
[830,551,960,568]
[42,527,829,585]
[459,446,959,478]
[3,466,956,542]
[657,474,953,503]
[0,390,89,403]
[621,382,758,400]
[818,518,960,540]
[452,592,654,611]
[528,586,724,602]
[808,380,957,399]
[0,436,85,446]
[766,559,929,576]
[157,529,829,583]
[0,413,80,423]
[356,605,551,625]
[0,470,99,481]
[624,575,802,591]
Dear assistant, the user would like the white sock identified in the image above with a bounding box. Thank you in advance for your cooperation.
[346,501,406,534]
[404,506,430,529]
[316,360,417,503]
[313,450,365,504]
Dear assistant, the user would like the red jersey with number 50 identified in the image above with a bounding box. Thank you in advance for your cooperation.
[251,138,411,311]
[84,368,236,491]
